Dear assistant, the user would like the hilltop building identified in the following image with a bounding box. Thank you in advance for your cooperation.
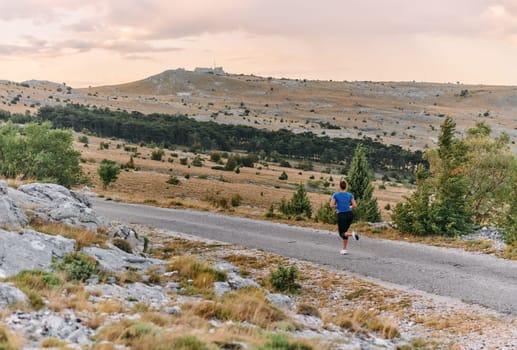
[194,67,225,75]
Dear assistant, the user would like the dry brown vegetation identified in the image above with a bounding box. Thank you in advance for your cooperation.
[29,218,107,250]
[2,72,516,152]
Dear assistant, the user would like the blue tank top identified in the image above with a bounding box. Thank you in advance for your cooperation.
[332,191,354,213]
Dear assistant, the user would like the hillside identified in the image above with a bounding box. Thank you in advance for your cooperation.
[1,69,516,152]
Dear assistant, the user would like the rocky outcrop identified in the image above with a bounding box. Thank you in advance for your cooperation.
[0,283,28,307]
[0,181,29,229]
[17,183,101,231]
[81,244,164,273]
[0,229,75,278]
[109,225,145,253]
[86,282,170,309]
[6,309,93,347]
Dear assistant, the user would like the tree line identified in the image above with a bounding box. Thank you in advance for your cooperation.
[31,104,426,173]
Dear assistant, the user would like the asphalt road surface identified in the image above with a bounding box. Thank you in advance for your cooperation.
[92,198,517,315]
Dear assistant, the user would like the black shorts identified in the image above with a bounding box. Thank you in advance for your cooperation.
[337,211,353,239]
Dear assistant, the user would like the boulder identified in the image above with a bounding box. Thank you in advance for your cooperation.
[109,225,145,252]
[81,244,164,273]
[0,283,28,307]
[0,229,75,278]
[227,272,260,290]
[85,282,170,309]
[214,281,232,297]
[266,293,294,310]
[0,181,29,229]
[18,183,101,231]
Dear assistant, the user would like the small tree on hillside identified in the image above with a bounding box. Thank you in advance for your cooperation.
[279,183,312,219]
[98,159,120,188]
[347,144,381,222]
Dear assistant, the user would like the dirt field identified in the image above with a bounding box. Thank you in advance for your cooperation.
[78,135,411,223]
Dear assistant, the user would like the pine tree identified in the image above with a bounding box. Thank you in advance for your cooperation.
[347,144,381,222]
[348,144,371,200]
[289,183,312,219]
[393,117,473,236]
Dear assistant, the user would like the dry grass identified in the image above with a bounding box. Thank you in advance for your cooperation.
[166,256,226,295]
[84,314,106,330]
[0,325,22,350]
[96,299,126,314]
[187,288,285,329]
[40,337,69,348]
[48,283,90,312]
[29,218,106,250]
[331,308,400,339]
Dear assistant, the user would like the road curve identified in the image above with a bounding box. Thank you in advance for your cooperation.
[91,198,517,315]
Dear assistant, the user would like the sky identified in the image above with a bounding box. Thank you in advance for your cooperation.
[2,0,517,87]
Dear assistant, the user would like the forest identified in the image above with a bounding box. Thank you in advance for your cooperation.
[30,104,426,173]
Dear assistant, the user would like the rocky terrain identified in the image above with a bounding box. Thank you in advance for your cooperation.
[0,181,516,349]
[1,69,517,153]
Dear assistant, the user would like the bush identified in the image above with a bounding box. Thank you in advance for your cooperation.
[210,152,221,162]
[231,194,242,207]
[150,148,165,161]
[0,122,83,187]
[279,171,288,180]
[279,159,291,168]
[191,156,203,167]
[269,265,301,294]
[166,175,181,185]
[53,253,99,281]
[98,159,120,188]
[315,202,336,224]
[279,184,312,219]
[78,135,89,144]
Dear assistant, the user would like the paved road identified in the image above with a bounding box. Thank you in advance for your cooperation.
[92,198,517,315]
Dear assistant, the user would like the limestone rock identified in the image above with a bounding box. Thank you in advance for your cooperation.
[81,244,164,273]
[266,293,294,309]
[0,181,29,229]
[0,283,28,307]
[214,281,232,297]
[0,229,75,278]
[227,272,260,290]
[109,225,145,252]
[85,282,170,309]
[18,183,101,231]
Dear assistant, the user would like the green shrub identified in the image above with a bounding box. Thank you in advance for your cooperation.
[98,159,120,188]
[269,265,301,294]
[151,148,165,161]
[279,171,288,180]
[78,135,89,144]
[231,194,242,207]
[112,238,133,254]
[191,156,203,167]
[167,175,181,185]
[210,152,221,162]
[259,333,312,350]
[315,202,336,224]
[53,253,99,281]
[279,184,312,219]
